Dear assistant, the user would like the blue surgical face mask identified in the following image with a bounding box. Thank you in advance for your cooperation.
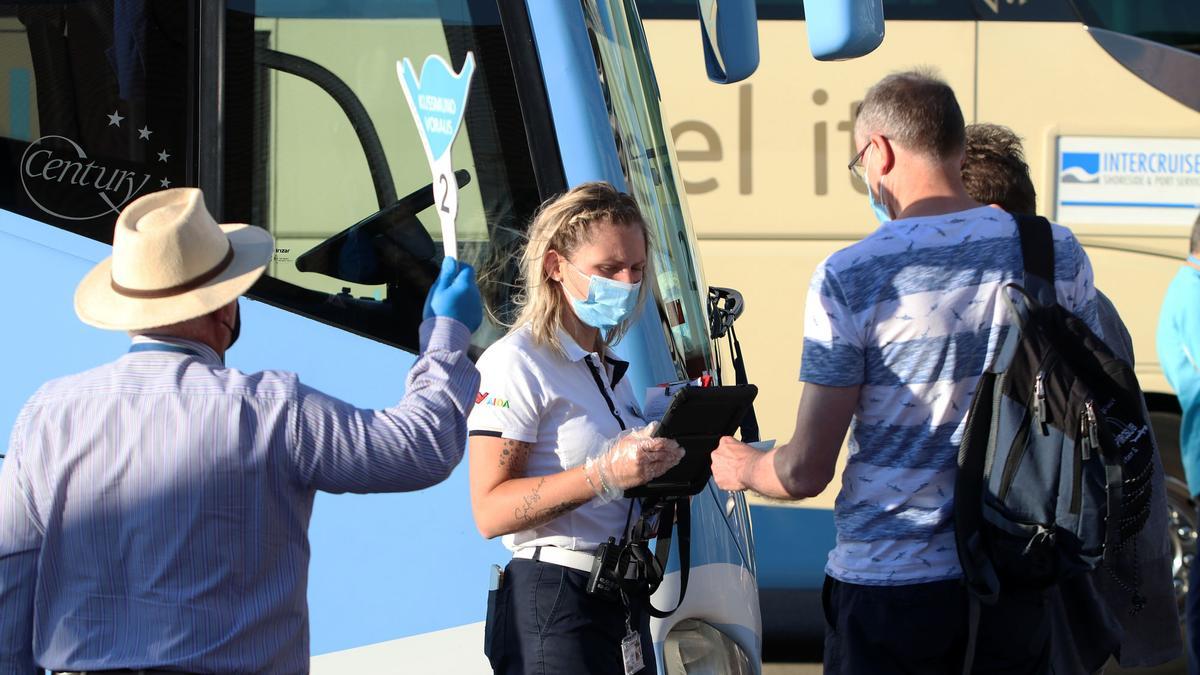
[564,260,641,330]
[866,147,893,224]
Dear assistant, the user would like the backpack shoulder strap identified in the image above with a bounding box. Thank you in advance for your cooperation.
[1013,214,1056,306]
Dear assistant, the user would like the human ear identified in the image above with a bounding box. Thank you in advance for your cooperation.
[875,135,896,174]
[544,249,563,282]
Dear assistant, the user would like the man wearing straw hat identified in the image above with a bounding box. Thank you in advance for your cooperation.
[0,188,482,674]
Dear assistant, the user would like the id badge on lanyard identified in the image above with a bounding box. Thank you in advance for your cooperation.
[620,602,644,675]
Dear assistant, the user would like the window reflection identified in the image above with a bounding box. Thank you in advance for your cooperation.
[0,1,195,242]
[222,0,541,353]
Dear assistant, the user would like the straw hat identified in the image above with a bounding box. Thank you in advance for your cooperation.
[75,188,274,331]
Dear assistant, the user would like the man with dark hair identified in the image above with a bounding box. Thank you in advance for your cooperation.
[962,124,1180,672]
[962,123,1037,215]
[712,71,1102,673]
[1158,213,1200,673]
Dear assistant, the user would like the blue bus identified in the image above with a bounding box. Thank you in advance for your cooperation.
[0,0,884,670]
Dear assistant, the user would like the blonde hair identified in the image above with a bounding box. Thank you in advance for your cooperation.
[511,182,651,355]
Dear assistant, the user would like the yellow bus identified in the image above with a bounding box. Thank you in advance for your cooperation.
[640,0,1200,643]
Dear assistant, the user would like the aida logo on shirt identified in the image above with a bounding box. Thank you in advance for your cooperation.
[477,392,510,408]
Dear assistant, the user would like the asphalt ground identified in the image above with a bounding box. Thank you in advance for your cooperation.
[761,641,1188,674]
[762,656,1186,674]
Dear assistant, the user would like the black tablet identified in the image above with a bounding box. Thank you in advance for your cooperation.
[624,384,758,498]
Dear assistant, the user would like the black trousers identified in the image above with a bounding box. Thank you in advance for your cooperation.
[485,559,654,675]
[822,576,1051,674]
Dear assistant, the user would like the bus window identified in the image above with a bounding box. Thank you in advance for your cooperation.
[0,1,196,243]
[222,1,544,354]
[1070,0,1200,54]
[636,0,975,21]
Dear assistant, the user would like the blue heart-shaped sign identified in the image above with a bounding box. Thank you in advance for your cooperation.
[397,53,475,162]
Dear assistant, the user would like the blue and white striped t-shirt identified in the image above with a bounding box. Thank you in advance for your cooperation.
[801,206,1100,586]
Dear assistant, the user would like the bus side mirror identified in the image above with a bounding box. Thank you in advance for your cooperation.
[696,0,759,84]
[803,0,885,61]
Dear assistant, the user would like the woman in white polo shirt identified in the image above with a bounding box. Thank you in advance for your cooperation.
[469,182,683,675]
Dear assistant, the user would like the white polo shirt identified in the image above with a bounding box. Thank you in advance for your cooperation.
[468,323,647,553]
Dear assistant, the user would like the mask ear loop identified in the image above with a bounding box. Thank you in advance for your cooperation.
[867,144,895,221]
[865,147,878,200]
[870,146,880,196]
[561,258,592,302]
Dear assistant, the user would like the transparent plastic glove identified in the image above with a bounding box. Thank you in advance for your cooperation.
[423,257,483,332]
[584,422,685,504]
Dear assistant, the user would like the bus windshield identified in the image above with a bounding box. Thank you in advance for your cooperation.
[229,0,543,353]
[583,0,714,379]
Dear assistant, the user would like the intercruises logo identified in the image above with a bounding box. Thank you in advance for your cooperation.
[21,135,154,221]
[1060,152,1100,184]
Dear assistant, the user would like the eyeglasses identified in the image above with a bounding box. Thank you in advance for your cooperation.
[848,143,870,186]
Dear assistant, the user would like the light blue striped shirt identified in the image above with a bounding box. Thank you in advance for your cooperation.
[0,316,479,674]
[800,207,1099,586]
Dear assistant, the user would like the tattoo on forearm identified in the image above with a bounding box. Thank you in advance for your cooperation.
[498,439,532,473]
[503,442,583,528]
[533,498,588,522]
[515,476,546,523]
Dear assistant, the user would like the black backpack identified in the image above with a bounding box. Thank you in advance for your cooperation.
[954,215,1154,670]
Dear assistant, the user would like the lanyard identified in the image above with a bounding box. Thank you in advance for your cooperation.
[584,355,626,431]
[128,343,202,358]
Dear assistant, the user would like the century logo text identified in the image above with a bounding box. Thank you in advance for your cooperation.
[21,135,153,221]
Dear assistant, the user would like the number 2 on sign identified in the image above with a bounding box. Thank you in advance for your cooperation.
[435,166,458,259]
[438,173,450,214]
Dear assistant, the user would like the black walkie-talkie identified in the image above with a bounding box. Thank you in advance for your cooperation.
[586,537,622,598]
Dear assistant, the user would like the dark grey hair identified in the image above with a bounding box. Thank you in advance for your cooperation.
[855,69,966,161]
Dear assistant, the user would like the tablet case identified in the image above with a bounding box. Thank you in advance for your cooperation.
[624,384,758,498]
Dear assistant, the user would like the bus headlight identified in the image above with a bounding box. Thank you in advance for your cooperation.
[661,619,754,675]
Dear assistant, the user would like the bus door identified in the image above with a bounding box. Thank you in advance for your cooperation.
[0,1,548,670]
[0,0,778,671]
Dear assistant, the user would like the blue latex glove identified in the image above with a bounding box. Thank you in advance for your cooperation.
[423,257,483,332]
[422,256,454,321]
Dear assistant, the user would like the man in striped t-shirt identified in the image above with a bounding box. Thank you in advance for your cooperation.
[712,71,1099,673]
